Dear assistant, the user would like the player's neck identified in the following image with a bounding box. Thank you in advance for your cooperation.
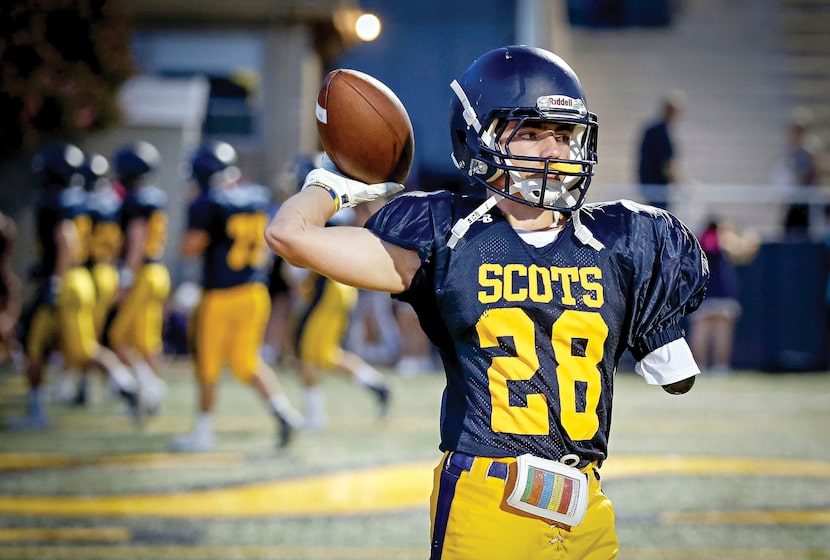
[502,200,563,232]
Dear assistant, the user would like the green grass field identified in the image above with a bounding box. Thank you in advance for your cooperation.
[1,359,829,560]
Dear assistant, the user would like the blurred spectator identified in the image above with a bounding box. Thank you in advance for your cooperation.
[689,218,759,375]
[772,107,824,239]
[636,91,687,209]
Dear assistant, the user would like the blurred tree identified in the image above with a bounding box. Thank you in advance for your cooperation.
[0,0,134,162]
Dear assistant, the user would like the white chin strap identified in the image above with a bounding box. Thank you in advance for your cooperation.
[446,192,604,252]
[447,194,503,249]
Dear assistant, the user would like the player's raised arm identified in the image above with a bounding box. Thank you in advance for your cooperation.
[265,183,419,294]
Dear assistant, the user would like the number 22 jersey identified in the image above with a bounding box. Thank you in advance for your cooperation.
[365,191,709,467]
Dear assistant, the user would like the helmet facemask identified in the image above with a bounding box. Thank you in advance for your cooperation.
[473,112,597,212]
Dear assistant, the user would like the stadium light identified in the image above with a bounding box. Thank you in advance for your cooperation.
[355,13,381,42]
[333,9,382,44]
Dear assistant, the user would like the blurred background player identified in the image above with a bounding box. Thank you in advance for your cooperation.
[108,140,169,414]
[81,153,124,339]
[170,141,302,452]
[260,153,321,368]
[286,208,391,431]
[67,151,125,404]
[0,211,23,369]
[342,198,402,369]
[5,142,138,429]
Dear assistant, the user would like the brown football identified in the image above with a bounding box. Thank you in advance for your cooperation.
[315,69,414,184]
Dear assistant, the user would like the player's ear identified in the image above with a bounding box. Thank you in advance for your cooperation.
[661,376,695,395]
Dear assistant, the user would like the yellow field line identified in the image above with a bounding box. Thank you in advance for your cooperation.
[0,455,828,518]
[0,461,436,517]
[0,527,130,543]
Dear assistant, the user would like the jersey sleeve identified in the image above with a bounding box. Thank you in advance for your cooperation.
[625,204,709,361]
[363,190,458,338]
[364,191,454,264]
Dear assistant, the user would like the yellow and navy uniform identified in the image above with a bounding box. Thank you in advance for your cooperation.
[85,186,123,337]
[293,272,358,371]
[366,192,708,559]
[25,186,101,370]
[189,183,272,384]
[108,185,170,358]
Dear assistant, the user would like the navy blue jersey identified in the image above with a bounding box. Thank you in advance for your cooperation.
[187,183,271,290]
[121,185,168,263]
[36,186,88,278]
[366,191,708,466]
[86,186,123,265]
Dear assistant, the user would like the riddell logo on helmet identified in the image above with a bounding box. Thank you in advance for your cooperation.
[537,95,586,115]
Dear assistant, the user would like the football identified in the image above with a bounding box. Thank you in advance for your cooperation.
[315,69,414,184]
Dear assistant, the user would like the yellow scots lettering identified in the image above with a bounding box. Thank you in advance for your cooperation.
[477,264,604,307]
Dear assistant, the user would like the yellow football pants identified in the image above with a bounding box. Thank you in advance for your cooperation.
[429,452,618,559]
[195,282,270,384]
[109,263,170,358]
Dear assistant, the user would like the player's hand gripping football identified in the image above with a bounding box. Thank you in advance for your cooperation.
[302,153,404,211]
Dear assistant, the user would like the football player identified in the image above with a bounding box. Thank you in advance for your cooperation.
[107,141,170,413]
[5,142,138,430]
[286,205,392,431]
[81,152,123,338]
[266,46,709,558]
[68,152,125,405]
[170,141,302,452]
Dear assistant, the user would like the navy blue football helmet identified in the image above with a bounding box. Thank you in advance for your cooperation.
[112,140,160,187]
[449,46,598,211]
[32,141,85,189]
[189,141,239,191]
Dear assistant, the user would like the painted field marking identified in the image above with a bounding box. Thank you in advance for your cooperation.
[0,527,130,542]
[0,455,829,518]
